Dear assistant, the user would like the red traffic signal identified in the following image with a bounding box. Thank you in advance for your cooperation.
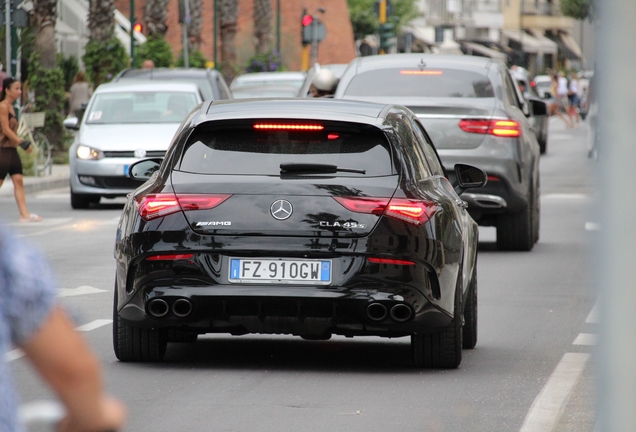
[133,22,143,33]
[301,14,313,27]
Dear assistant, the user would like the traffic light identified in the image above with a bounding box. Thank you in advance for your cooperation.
[379,22,395,52]
[133,22,143,34]
[301,12,313,45]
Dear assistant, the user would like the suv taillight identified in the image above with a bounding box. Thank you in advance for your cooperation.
[459,119,521,137]
[333,197,438,226]
[136,194,232,221]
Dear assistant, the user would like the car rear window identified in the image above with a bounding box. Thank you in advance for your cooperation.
[178,121,393,176]
[343,68,494,98]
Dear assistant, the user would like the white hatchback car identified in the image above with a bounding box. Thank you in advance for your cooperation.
[65,81,202,209]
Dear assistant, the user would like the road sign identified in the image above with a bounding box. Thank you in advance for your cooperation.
[0,8,26,27]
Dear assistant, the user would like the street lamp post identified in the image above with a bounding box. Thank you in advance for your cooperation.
[130,0,136,67]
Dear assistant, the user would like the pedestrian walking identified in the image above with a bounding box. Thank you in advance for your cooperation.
[0,223,127,431]
[567,71,581,127]
[67,71,92,118]
[556,71,569,113]
[0,77,42,223]
[547,74,572,128]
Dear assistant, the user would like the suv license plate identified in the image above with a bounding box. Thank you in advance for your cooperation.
[229,258,331,284]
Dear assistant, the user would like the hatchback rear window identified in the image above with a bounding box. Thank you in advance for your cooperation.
[343,68,494,98]
[178,121,393,176]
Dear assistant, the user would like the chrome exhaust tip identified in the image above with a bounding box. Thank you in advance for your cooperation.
[390,304,413,322]
[172,298,193,318]
[147,298,169,318]
[366,303,388,321]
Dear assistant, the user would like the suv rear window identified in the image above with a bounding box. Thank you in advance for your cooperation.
[178,121,393,176]
[343,68,494,98]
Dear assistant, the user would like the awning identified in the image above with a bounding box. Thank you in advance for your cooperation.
[559,32,583,59]
[461,42,507,62]
[502,30,558,54]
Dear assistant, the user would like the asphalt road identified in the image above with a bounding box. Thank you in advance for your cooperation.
[3,118,598,432]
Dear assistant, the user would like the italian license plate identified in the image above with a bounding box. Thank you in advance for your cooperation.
[229,258,331,284]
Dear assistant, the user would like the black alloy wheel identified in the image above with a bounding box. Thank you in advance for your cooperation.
[112,287,167,362]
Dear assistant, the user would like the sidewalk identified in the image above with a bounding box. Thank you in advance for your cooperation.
[0,164,70,197]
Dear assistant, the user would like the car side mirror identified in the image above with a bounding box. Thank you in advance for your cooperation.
[529,99,548,117]
[128,158,163,181]
[453,164,487,196]
[63,117,79,130]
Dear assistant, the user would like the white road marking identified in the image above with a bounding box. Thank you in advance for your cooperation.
[5,320,113,362]
[519,352,590,432]
[541,193,589,200]
[585,222,601,231]
[573,333,599,346]
[75,319,112,332]
[586,299,600,324]
[58,286,107,297]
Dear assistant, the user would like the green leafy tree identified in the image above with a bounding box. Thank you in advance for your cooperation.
[560,0,594,20]
[58,54,79,90]
[134,35,174,68]
[83,38,128,87]
[348,0,418,40]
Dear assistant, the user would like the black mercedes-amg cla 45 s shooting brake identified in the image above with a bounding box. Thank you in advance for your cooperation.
[113,98,487,368]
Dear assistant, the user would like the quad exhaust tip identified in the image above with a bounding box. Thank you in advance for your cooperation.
[366,303,388,321]
[172,298,193,318]
[147,298,169,318]
[390,304,413,322]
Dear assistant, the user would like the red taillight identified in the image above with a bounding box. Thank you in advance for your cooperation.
[147,254,194,261]
[253,123,324,131]
[487,175,500,182]
[136,194,232,220]
[385,199,437,226]
[368,257,416,266]
[333,196,437,226]
[459,119,521,138]
[530,80,536,87]
[333,197,389,215]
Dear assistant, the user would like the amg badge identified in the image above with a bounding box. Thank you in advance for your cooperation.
[196,221,232,226]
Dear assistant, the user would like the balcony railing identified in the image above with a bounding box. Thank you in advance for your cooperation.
[475,0,501,13]
[521,0,563,16]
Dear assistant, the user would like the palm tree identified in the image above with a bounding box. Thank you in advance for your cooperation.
[88,0,116,43]
[144,0,170,36]
[187,0,203,52]
[84,0,127,87]
[32,0,65,151]
[253,0,272,54]
[219,0,238,79]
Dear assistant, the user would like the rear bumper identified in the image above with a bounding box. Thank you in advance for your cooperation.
[118,284,453,337]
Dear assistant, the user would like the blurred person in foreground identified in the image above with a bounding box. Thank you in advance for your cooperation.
[0,77,41,223]
[0,224,126,431]
[309,69,339,98]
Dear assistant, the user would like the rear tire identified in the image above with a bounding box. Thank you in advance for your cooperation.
[71,190,100,209]
[113,289,167,362]
[496,188,535,252]
[462,267,478,349]
[412,282,463,368]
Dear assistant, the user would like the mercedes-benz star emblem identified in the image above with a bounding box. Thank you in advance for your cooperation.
[134,149,147,158]
[270,199,293,220]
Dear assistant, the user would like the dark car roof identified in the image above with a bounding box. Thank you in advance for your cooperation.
[195,98,391,126]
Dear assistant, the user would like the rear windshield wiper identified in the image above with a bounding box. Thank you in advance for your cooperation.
[280,163,366,175]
